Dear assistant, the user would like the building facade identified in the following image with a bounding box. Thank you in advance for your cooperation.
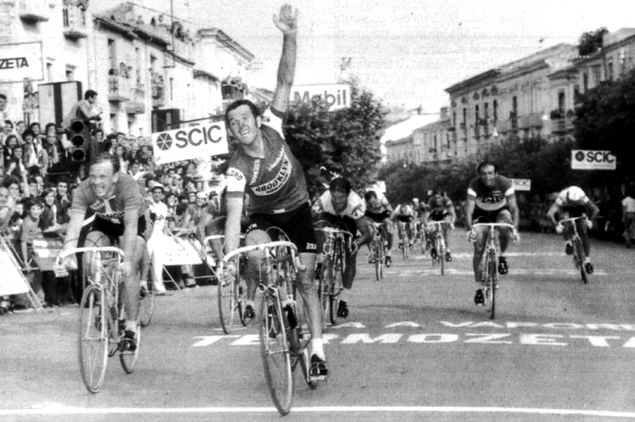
[0,0,254,136]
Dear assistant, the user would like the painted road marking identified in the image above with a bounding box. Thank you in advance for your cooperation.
[393,268,608,276]
[4,405,635,418]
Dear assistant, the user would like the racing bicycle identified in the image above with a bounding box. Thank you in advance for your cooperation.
[470,223,517,320]
[427,221,452,275]
[558,216,590,284]
[56,247,140,394]
[397,220,412,259]
[370,222,387,281]
[315,225,351,327]
[221,241,319,415]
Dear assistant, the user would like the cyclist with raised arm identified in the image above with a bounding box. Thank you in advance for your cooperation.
[312,177,372,318]
[223,4,327,379]
[60,153,149,350]
[364,190,394,267]
[464,160,519,305]
[392,200,416,250]
[546,186,599,274]
[423,189,456,262]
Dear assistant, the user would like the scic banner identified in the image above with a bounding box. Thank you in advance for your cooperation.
[571,150,616,170]
[152,121,229,165]
[0,42,44,83]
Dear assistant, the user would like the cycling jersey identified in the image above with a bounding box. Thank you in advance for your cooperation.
[554,187,589,218]
[394,204,415,218]
[312,190,366,220]
[225,107,309,214]
[427,196,453,219]
[467,175,514,212]
[365,191,391,214]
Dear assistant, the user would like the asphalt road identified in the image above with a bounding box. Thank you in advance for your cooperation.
[2,230,635,422]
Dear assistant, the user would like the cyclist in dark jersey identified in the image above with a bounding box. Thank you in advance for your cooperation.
[60,153,148,350]
[223,4,327,380]
[464,160,519,305]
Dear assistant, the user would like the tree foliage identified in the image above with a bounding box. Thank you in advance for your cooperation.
[578,27,608,57]
[284,83,386,195]
[574,67,635,182]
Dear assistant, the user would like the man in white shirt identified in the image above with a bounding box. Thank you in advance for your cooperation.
[147,183,168,294]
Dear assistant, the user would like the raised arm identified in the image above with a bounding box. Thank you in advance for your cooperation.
[271,4,298,113]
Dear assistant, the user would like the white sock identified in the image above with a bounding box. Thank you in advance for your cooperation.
[339,288,351,303]
[310,338,325,359]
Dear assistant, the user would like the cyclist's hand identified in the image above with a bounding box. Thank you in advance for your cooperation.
[466,229,476,243]
[586,219,593,230]
[512,230,521,243]
[555,224,563,234]
[222,262,236,283]
[61,254,78,271]
[450,223,455,230]
[350,239,360,255]
[121,261,134,280]
[294,256,307,272]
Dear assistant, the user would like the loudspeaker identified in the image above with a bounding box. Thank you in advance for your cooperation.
[38,81,82,126]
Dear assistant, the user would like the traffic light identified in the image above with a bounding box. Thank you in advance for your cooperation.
[68,118,90,162]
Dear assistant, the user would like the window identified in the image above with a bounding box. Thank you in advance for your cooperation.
[452,111,456,128]
[512,96,518,114]
[65,65,75,81]
[558,90,565,112]
[583,72,589,91]
[475,104,479,121]
[462,108,467,128]
[484,102,489,119]
[46,62,53,82]
[607,62,614,81]
[108,39,116,73]
[493,100,498,121]
[592,65,601,86]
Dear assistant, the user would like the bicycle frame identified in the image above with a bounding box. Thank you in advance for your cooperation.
[370,222,386,280]
[427,221,450,274]
[397,220,412,259]
[316,227,351,326]
[558,216,589,283]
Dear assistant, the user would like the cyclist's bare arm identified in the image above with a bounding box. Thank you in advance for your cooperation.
[585,200,600,221]
[355,217,372,246]
[60,210,86,268]
[507,194,520,230]
[224,196,244,254]
[546,202,560,227]
[121,208,140,265]
[447,205,457,224]
[464,197,476,231]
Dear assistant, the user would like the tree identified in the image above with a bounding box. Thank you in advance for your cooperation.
[574,67,635,182]
[578,27,608,57]
[284,82,386,194]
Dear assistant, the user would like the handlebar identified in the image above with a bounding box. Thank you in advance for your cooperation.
[222,241,298,265]
[472,223,516,230]
[558,216,587,225]
[55,247,125,267]
[427,221,453,228]
[315,227,353,238]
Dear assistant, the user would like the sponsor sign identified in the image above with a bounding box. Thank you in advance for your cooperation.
[0,250,29,296]
[152,122,229,165]
[291,84,351,111]
[160,236,202,266]
[0,42,44,83]
[571,150,616,170]
[32,238,64,272]
[511,178,531,191]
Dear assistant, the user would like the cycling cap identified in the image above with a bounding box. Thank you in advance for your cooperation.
[566,186,585,202]
[196,191,207,200]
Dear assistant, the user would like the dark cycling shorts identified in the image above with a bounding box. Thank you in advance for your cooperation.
[473,207,511,223]
[365,210,391,223]
[557,205,586,219]
[246,202,317,254]
[396,215,413,223]
[429,211,450,221]
[88,214,148,244]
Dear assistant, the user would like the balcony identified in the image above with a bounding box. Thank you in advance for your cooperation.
[125,84,146,114]
[63,5,88,39]
[151,73,165,108]
[19,0,49,23]
[108,74,131,103]
[518,113,544,129]
[550,116,575,134]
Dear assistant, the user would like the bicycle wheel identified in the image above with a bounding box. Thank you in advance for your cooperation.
[329,256,344,326]
[438,236,445,276]
[318,256,332,327]
[120,322,140,373]
[374,242,381,281]
[236,256,248,326]
[259,292,293,415]
[574,238,588,284]
[488,253,498,320]
[78,284,109,394]
[218,269,237,334]
[138,282,155,328]
[402,233,408,259]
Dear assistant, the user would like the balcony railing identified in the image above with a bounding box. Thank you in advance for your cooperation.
[108,74,131,103]
[63,5,88,39]
[550,116,575,134]
[19,0,49,23]
[125,84,146,114]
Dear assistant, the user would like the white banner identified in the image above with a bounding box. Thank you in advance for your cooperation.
[571,150,616,170]
[511,178,531,191]
[291,84,351,111]
[0,42,44,83]
[160,236,202,266]
[0,250,29,295]
[152,122,229,165]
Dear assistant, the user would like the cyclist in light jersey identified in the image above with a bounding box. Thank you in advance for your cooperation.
[422,189,456,262]
[392,201,416,250]
[465,161,519,306]
[312,177,372,318]
[364,190,394,266]
[223,4,327,379]
[546,186,599,274]
[61,153,149,350]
